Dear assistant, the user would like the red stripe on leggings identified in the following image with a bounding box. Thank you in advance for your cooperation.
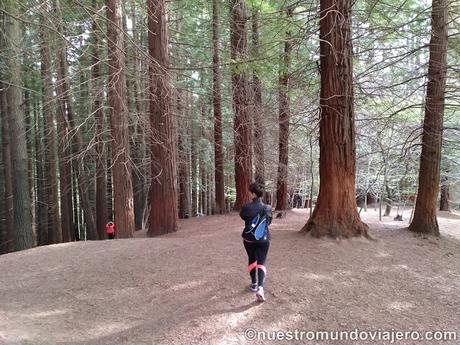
[248,261,257,271]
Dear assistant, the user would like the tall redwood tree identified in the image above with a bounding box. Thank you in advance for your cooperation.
[4,2,34,250]
[1,82,14,253]
[408,0,448,236]
[252,9,265,186]
[230,0,252,210]
[301,0,368,238]
[147,0,178,236]
[0,22,14,253]
[275,6,293,211]
[107,0,135,238]
[212,0,225,214]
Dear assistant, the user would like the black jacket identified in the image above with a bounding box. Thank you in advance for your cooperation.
[240,197,272,241]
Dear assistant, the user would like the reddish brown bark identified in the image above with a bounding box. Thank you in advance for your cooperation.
[92,0,108,239]
[107,0,136,238]
[0,18,12,253]
[1,83,14,253]
[212,0,225,214]
[230,0,252,210]
[252,10,265,186]
[147,0,178,236]
[301,0,368,238]
[276,7,292,211]
[408,0,447,236]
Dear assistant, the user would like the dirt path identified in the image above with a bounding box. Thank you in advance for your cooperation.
[0,209,459,345]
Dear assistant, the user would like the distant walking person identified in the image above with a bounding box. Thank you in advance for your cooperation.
[240,183,272,302]
[106,221,115,239]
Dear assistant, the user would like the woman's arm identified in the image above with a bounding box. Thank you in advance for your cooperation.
[265,205,273,225]
[240,204,248,220]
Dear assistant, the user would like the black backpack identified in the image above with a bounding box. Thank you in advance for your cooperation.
[242,207,269,242]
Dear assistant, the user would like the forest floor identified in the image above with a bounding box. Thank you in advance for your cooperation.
[0,207,459,345]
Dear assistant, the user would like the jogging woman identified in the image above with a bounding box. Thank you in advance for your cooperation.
[240,182,272,302]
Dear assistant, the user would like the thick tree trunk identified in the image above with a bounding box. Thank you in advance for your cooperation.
[212,0,226,214]
[0,16,12,253]
[301,0,368,238]
[252,9,265,186]
[1,82,14,253]
[4,5,34,250]
[0,21,4,251]
[40,9,61,245]
[408,0,447,236]
[276,7,292,211]
[230,0,252,210]
[147,0,178,236]
[107,0,136,238]
[92,0,108,239]
[0,95,4,252]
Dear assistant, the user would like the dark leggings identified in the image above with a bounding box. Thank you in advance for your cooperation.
[243,240,270,288]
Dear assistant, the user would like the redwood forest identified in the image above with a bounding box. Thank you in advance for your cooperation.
[0,0,459,344]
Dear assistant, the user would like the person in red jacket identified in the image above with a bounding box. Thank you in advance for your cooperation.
[106,221,115,239]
